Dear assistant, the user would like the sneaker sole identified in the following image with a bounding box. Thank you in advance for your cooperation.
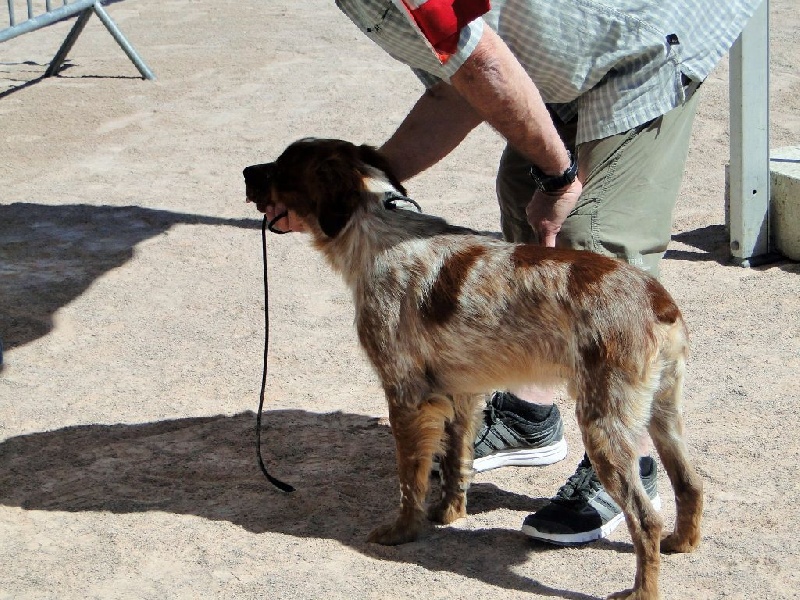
[521,494,662,546]
[472,438,568,473]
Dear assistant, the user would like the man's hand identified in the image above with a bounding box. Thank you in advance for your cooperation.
[526,179,582,247]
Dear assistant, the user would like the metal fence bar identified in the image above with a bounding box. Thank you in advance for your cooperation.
[728,0,771,265]
[43,4,92,76]
[0,0,155,80]
[0,0,95,43]
[90,2,153,79]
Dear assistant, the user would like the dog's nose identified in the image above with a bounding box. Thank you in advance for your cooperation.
[242,164,259,183]
[243,162,275,186]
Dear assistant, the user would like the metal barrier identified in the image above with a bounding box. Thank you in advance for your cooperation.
[1,0,154,80]
[728,0,770,265]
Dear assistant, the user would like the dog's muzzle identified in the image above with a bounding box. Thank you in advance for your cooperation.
[265,211,290,234]
[243,163,290,233]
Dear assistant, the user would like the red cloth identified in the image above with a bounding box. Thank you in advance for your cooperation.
[402,0,491,62]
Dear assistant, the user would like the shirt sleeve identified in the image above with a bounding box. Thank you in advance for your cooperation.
[409,13,481,89]
[336,0,485,85]
[411,68,442,89]
[415,16,484,83]
[438,17,484,80]
[393,0,490,63]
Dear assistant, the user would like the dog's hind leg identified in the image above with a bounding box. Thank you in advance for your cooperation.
[648,341,704,554]
[580,380,663,600]
[368,392,453,545]
[429,394,482,525]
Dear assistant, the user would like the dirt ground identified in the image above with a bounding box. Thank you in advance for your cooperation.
[1,1,798,598]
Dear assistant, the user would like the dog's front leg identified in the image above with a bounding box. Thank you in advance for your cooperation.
[368,393,453,545]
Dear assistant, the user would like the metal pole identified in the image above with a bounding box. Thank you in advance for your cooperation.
[44,7,93,77]
[92,1,155,80]
[728,0,771,266]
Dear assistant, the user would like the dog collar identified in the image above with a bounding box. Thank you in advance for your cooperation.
[383,191,422,213]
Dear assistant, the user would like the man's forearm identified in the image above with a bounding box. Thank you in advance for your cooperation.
[450,26,571,177]
[379,82,483,182]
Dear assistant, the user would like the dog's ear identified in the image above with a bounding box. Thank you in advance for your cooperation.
[314,153,364,238]
[357,145,407,197]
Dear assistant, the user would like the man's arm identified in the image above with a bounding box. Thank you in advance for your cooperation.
[381,24,581,245]
[381,26,571,181]
[379,81,483,182]
[451,26,582,246]
[450,25,571,180]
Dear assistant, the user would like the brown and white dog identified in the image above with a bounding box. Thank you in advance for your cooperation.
[243,138,703,600]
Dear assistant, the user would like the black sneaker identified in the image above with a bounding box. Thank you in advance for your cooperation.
[471,392,567,472]
[521,454,661,545]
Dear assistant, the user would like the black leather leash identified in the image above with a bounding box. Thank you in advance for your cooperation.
[256,212,294,492]
[254,195,419,492]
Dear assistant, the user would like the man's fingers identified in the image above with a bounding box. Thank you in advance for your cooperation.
[526,180,582,247]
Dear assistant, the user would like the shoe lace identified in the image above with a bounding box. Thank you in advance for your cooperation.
[554,458,601,502]
[475,403,500,445]
[483,402,499,426]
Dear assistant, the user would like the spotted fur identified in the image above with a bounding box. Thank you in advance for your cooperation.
[244,138,704,600]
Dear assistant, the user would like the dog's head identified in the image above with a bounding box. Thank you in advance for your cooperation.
[243,138,406,238]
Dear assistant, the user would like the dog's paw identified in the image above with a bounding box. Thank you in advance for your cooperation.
[367,521,420,546]
[660,531,701,554]
[427,498,467,524]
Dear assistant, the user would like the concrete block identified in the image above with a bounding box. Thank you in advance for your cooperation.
[724,145,800,261]
[770,146,800,261]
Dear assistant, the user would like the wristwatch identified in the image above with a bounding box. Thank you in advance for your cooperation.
[529,151,578,193]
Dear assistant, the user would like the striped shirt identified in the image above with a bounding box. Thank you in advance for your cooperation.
[335,0,761,144]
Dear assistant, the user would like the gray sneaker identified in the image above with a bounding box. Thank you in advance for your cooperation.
[471,392,567,472]
[521,454,661,545]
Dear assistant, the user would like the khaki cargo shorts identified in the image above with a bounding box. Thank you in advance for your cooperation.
[496,88,702,279]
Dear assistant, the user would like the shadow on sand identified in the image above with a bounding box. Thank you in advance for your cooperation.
[0,202,260,351]
[0,408,617,599]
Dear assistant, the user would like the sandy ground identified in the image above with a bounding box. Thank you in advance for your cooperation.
[1,1,799,598]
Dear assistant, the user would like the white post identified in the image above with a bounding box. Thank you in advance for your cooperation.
[728,0,771,266]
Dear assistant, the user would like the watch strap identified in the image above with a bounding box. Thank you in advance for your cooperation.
[529,151,578,193]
